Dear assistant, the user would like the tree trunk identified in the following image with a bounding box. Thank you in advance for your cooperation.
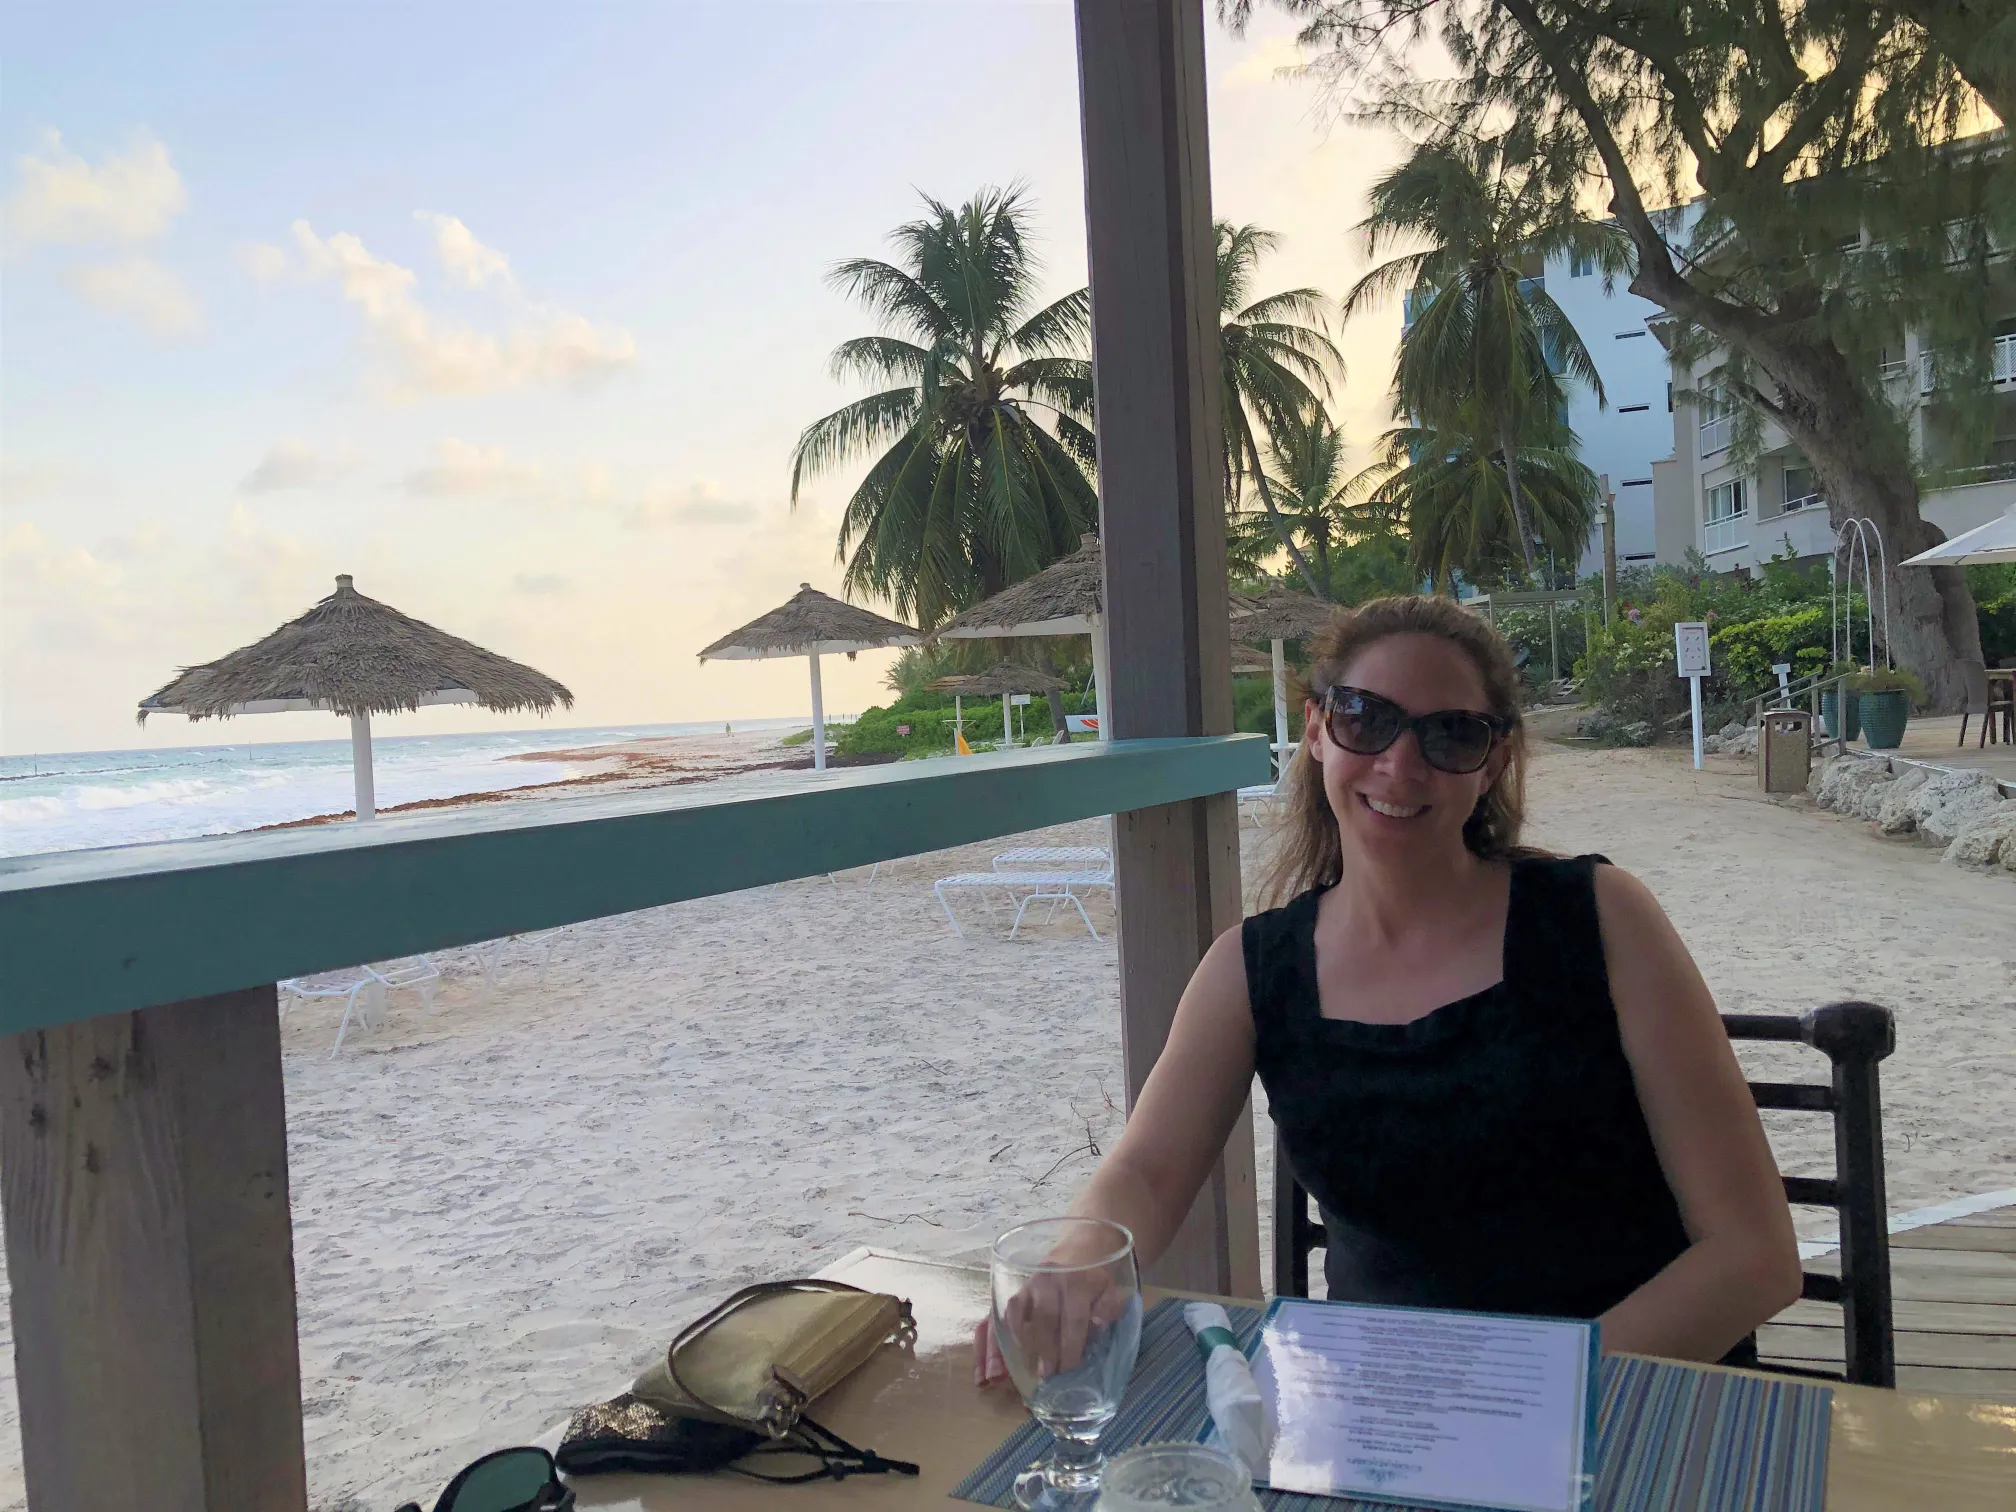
[1496,412,1539,584]
[1782,385,1988,713]
[1242,419,1329,599]
[1037,644,1071,739]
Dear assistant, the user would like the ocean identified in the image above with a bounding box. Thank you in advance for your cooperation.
[0,719,808,860]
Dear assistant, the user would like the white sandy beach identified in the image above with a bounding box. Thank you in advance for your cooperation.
[0,737,2010,1510]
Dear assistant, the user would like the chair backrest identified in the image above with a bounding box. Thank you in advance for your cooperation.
[1272,1000,1897,1386]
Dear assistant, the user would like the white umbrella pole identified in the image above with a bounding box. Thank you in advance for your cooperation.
[1091,613,1112,742]
[349,711,376,820]
[1004,691,1013,747]
[808,653,827,772]
[1271,639,1289,770]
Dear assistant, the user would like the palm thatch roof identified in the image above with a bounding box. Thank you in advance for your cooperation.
[698,584,919,661]
[934,535,1104,640]
[1229,644,1277,675]
[1231,582,1336,642]
[926,662,1068,697]
[139,575,573,723]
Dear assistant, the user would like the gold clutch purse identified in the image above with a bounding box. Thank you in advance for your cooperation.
[634,1279,915,1437]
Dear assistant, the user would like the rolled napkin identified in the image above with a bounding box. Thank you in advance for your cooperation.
[1184,1302,1273,1477]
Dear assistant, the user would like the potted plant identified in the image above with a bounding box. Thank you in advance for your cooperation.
[1854,666,1924,750]
[1819,660,1861,742]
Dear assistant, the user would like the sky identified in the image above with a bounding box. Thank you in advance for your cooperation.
[0,1,1407,757]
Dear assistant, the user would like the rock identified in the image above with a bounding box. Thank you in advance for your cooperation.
[1719,719,1747,739]
[1702,734,1724,754]
[1944,807,2016,870]
[1724,727,1759,758]
[1854,774,1899,821]
[1817,758,1892,814]
[1619,720,1655,747]
[1874,766,1931,835]
[1912,769,2005,846]
[1807,754,1845,800]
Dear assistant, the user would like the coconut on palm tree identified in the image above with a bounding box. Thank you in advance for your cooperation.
[790,185,1097,632]
[1347,135,1618,582]
[1216,223,1345,598]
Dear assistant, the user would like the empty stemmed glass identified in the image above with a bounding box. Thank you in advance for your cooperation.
[990,1217,1144,1510]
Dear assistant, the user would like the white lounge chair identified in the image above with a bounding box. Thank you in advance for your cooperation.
[992,845,1111,872]
[472,932,555,1001]
[281,956,441,1055]
[934,870,1112,940]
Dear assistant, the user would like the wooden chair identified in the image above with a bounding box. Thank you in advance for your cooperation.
[1272,1001,1898,1387]
[1960,663,2016,747]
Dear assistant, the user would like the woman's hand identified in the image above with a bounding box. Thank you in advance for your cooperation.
[972,1267,1130,1387]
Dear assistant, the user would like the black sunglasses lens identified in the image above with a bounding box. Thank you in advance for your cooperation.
[1329,690,1404,754]
[1418,713,1497,773]
[441,1449,563,1512]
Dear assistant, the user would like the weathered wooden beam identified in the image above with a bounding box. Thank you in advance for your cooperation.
[1075,0,1260,1298]
[0,987,306,1511]
[0,735,1266,1035]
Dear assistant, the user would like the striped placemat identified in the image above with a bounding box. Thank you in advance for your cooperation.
[951,1299,1831,1511]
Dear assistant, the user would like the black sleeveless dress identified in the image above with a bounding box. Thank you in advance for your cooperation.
[1246,853,1751,1361]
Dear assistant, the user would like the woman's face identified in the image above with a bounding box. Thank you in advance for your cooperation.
[1303,632,1510,864]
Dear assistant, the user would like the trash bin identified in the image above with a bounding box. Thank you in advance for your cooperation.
[1759,707,1813,793]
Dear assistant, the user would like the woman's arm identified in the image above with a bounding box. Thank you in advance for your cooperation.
[977,924,1258,1384]
[1062,925,1260,1264]
[1593,864,1803,1361]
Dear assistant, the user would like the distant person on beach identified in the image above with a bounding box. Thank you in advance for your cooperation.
[977,593,1799,1381]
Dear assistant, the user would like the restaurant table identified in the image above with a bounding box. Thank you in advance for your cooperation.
[558,1247,2016,1510]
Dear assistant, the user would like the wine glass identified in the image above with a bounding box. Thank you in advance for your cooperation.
[990,1217,1144,1510]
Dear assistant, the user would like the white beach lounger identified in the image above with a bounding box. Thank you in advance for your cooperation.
[279,955,438,1055]
[991,845,1111,872]
[934,870,1112,940]
[472,932,555,1000]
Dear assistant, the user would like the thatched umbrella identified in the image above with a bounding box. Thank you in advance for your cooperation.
[139,574,573,821]
[1231,583,1336,762]
[698,584,918,771]
[927,662,1068,747]
[933,534,1110,741]
[1228,644,1276,675]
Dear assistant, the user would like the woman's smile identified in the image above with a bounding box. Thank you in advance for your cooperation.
[1360,794,1428,819]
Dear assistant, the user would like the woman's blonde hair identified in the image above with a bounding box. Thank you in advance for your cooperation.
[1261,594,1532,906]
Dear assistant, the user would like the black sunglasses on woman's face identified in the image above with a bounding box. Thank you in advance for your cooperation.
[1319,685,1508,775]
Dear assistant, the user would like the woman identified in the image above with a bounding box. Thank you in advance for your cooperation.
[978,594,1798,1384]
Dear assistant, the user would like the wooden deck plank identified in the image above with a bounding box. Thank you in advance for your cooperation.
[1946,1208,2016,1230]
[1778,1297,2016,1334]
[1759,1325,2016,1370]
[1892,1226,2016,1254]
[1890,1365,2016,1403]
[1807,1247,2016,1278]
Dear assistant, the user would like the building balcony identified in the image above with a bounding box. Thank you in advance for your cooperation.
[1704,509,1750,556]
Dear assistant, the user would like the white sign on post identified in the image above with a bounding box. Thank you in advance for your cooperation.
[1674,622,1710,769]
[1009,694,1032,706]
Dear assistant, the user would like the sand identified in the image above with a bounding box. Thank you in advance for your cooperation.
[0,737,2009,1510]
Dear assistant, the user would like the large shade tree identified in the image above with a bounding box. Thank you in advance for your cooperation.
[1346,133,1614,583]
[790,186,1097,632]
[1224,0,2007,708]
[1216,222,1347,597]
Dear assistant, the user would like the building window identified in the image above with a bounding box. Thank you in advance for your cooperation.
[1698,388,1735,455]
[1614,329,1647,339]
[1570,249,1594,278]
[1704,479,1748,554]
[1783,466,1822,512]
[1618,403,1650,413]
[1666,382,1674,412]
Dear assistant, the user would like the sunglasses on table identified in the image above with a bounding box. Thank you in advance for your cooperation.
[395,1446,574,1512]
[1318,685,1509,775]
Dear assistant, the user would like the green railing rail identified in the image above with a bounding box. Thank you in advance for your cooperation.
[0,734,1270,1035]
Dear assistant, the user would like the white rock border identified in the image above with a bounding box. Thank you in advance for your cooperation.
[1805,752,2016,874]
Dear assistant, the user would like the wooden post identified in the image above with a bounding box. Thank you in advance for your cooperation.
[0,988,308,1512]
[1074,0,1259,1298]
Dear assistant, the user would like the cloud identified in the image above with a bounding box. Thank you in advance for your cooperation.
[240,439,358,494]
[418,212,514,289]
[513,572,571,596]
[624,483,758,530]
[61,257,203,337]
[235,241,289,281]
[2,130,186,251]
[260,218,635,398]
[403,438,552,499]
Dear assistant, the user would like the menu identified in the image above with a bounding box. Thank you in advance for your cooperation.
[1235,1297,1597,1512]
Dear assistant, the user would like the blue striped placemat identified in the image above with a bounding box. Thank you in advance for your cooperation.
[951,1299,1831,1511]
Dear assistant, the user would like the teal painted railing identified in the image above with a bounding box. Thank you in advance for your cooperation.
[0,734,1269,1034]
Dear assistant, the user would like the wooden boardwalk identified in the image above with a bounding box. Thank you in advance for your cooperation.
[1759,1202,2016,1402]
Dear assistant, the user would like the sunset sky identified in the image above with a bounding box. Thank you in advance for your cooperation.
[0,1,1406,756]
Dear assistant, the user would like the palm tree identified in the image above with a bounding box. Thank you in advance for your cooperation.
[1346,135,1618,582]
[791,186,1097,631]
[1347,403,1598,593]
[1217,223,1345,598]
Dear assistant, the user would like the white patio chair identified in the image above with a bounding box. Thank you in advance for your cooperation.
[992,845,1111,872]
[278,969,378,1055]
[934,870,1112,941]
[471,932,554,1001]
